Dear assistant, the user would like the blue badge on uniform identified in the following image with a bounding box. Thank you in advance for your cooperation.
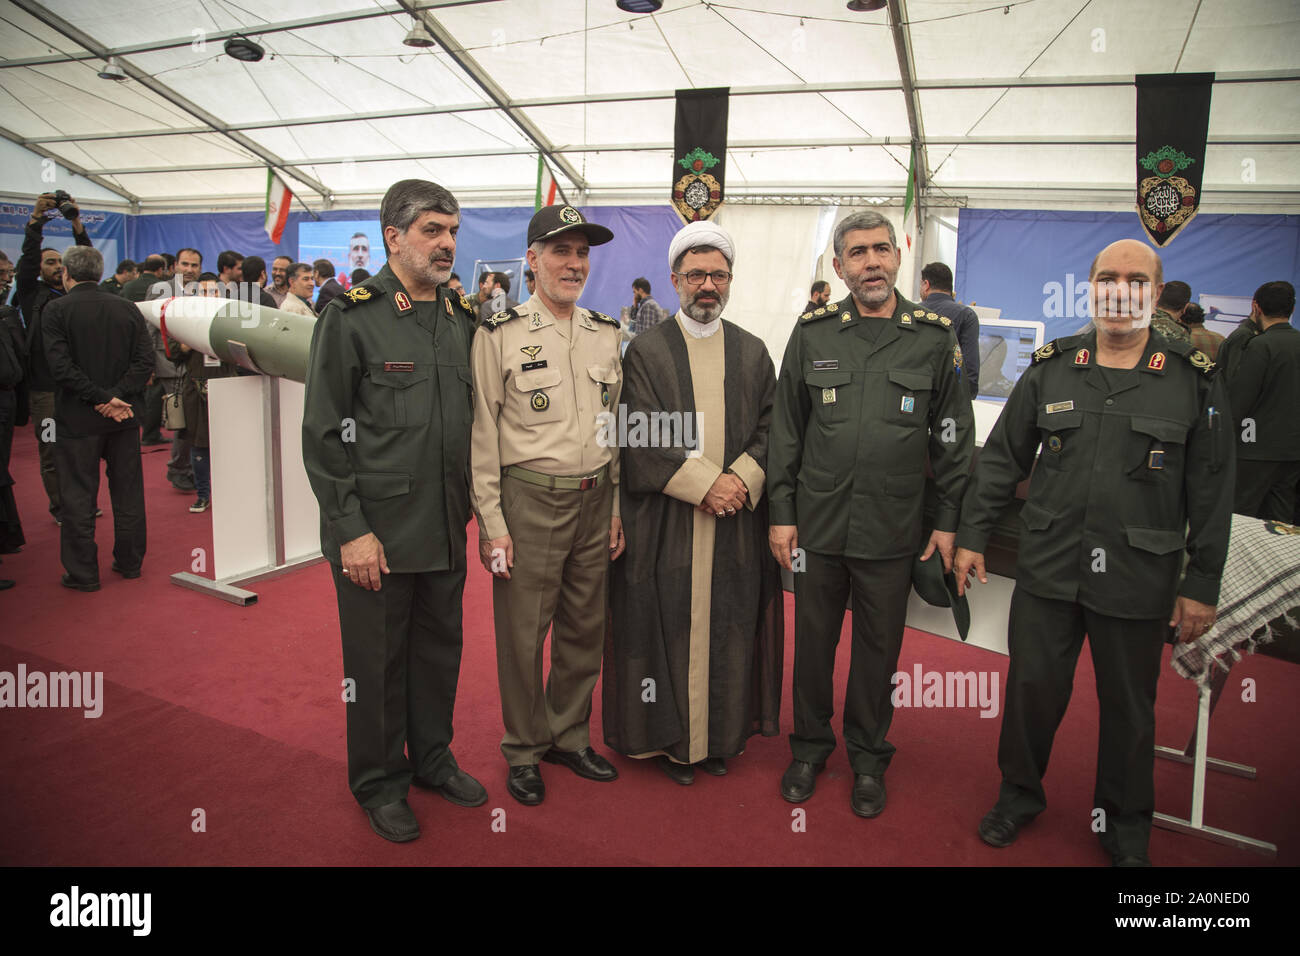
[601,386,610,407]
[1047,436,1063,452]
[900,395,915,414]
[1148,449,1165,470]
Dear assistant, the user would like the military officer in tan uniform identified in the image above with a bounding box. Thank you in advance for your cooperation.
[470,204,625,805]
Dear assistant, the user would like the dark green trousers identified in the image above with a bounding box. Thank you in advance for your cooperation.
[332,563,466,809]
[995,587,1165,857]
[790,549,912,775]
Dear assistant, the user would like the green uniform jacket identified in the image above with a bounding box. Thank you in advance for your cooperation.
[302,264,478,572]
[767,291,974,559]
[956,330,1234,618]
[1225,321,1300,462]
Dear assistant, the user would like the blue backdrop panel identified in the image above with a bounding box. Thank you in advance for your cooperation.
[125,203,682,320]
[955,209,1300,342]
[0,202,127,281]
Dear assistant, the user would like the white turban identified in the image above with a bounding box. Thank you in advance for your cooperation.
[668,220,735,272]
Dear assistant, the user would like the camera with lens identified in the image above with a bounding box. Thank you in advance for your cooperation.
[51,189,78,219]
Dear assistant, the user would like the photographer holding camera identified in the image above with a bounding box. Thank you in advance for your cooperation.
[15,191,93,525]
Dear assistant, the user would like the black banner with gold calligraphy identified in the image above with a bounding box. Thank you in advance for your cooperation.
[1135,72,1213,246]
[672,88,729,224]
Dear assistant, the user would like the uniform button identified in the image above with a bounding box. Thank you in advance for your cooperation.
[1105,398,1114,406]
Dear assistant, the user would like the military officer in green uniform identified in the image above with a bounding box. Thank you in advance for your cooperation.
[768,210,974,818]
[954,238,1233,866]
[302,179,486,843]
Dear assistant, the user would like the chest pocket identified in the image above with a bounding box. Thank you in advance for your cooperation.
[365,365,432,428]
[806,369,851,423]
[587,364,619,410]
[514,366,564,424]
[1127,415,1188,480]
[1036,408,1084,469]
[885,369,931,426]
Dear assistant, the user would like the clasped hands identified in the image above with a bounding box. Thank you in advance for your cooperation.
[698,472,747,518]
[94,396,133,422]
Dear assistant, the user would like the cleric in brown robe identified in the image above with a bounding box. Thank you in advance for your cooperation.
[603,220,783,785]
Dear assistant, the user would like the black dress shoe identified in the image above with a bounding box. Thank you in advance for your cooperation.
[978,808,1020,848]
[413,769,487,807]
[61,573,100,592]
[780,759,825,803]
[698,757,727,776]
[1113,853,1152,867]
[0,580,14,590]
[110,562,141,579]
[656,756,694,786]
[542,746,619,781]
[851,774,887,818]
[365,798,420,843]
[507,765,545,805]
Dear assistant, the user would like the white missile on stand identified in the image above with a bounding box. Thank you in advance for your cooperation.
[135,296,317,383]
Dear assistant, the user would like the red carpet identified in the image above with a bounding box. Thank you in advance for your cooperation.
[1,426,1296,866]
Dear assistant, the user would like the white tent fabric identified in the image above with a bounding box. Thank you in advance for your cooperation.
[0,0,1295,212]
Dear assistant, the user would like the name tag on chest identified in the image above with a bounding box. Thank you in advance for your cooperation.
[384,361,415,372]
[521,360,547,372]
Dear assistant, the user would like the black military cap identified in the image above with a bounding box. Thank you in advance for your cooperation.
[911,552,971,641]
[527,204,614,247]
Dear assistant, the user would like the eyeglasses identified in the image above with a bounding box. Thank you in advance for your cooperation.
[676,270,732,287]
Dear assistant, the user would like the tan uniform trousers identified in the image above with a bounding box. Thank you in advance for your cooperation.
[494,472,612,766]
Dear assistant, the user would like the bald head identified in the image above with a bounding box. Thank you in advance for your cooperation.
[1088,239,1164,338]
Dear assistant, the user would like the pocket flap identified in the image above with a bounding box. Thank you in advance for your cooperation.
[1126,526,1186,555]
[807,369,850,388]
[514,367,563,391]
[368,367,428,389]
[355,472,411,500]
[1036,409,1083,431]
[1130,415,1187,444]
[797,462,840,492]
[587,364,618,385]
[1019,499,1057,531]
[888,369,931,391]
[456,366,473,387]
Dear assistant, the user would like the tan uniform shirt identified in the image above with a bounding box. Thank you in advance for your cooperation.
[470,294,623,539]
[280,291,315,318]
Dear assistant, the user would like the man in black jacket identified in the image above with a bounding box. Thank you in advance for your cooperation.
[14,192,93,524]
[42,245,154,590]
[312,259,345,314]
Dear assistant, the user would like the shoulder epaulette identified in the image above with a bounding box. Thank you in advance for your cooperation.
[1166,338,1216,375]
[588,309,619,328]
[801,302,840,323]
[1031,334,1086,365]
[339,284,383,309]
[914,309,953,331]
[482,307,519,331]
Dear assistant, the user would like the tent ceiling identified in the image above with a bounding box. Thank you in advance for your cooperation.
[0,0,1296,211]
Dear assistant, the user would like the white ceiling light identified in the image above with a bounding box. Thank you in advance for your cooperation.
[97,57,127,81]
[403,20,437,48]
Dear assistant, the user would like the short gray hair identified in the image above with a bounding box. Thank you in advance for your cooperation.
[833,210,896,260]
[671,243,731,274]
[380,179,459,255]
[63,245,103,283]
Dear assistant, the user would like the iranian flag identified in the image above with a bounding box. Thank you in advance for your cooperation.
[264,169,292,244]
[535,155,565,210]
[902,144,917,252]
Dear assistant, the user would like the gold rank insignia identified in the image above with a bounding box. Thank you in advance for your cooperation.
[827,303,838,312]
[1032,342,1057,363]
[841,313,852,323]
[531,391,549,411]
[460,294,473,313]
[913,310,925,318]
[813,307,826,316]
[1188,349,1215,373]
[927,312,940,321]
[900,314,912,325]
[530,313,543,329]
[521,345,542,359]
[938,316,952,328]
[444,297,452,314]
[1147,352,1165,371]
[1074,348,1090,365]
[346,286,372,302]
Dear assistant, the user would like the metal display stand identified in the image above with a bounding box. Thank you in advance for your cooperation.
[171,375,322,605]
